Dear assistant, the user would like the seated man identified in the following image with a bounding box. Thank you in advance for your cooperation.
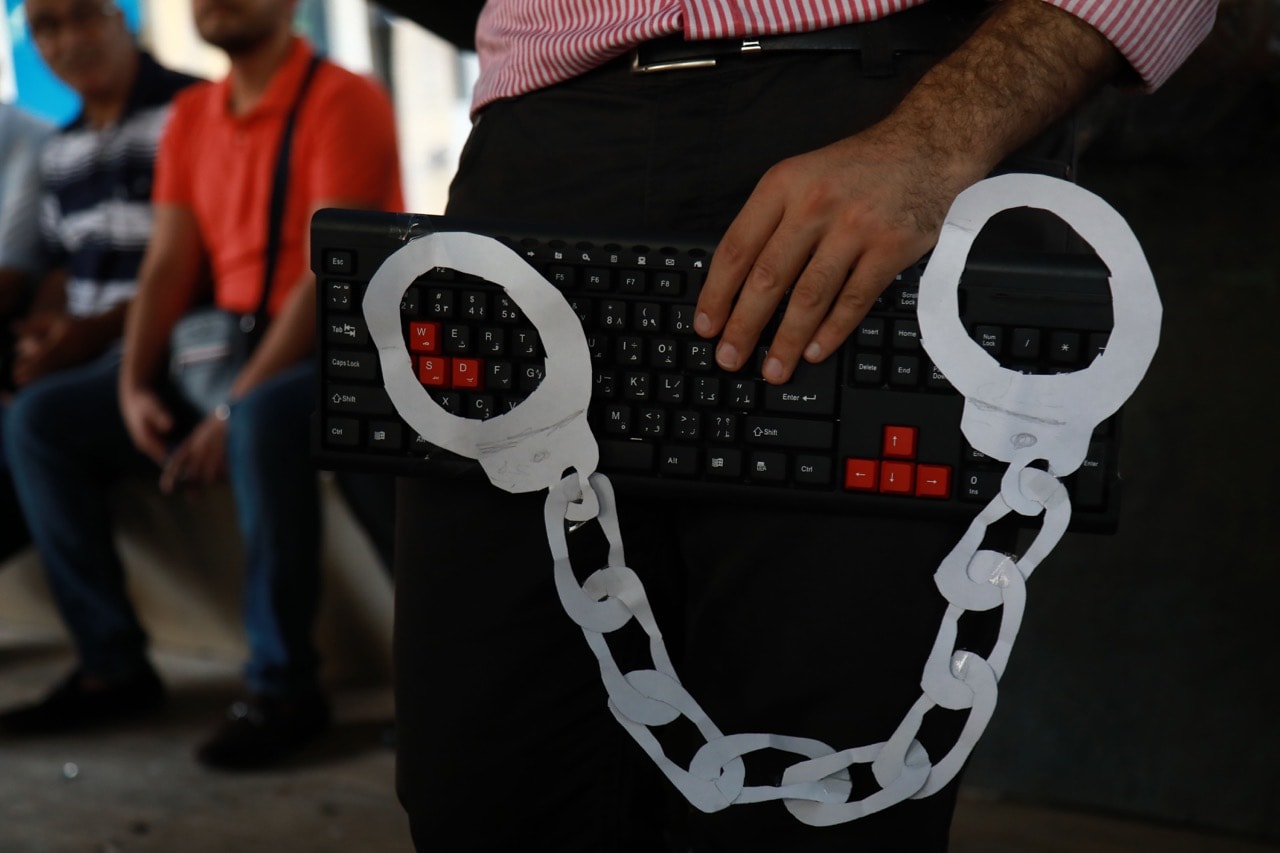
[0,0,403,770]
[0,100,52,337]
[0,98,53,560]
[0,3,196,561]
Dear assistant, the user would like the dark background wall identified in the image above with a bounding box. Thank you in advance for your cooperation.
[965,1,1280,843]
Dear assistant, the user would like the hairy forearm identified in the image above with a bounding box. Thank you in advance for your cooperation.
[875,0,1122,228]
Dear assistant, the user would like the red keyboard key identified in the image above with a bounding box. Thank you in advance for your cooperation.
[914,464,952,499]
[879,461,914,495]
[452,357,483,389]
[418,356,449,387]
[409,321,441,354]
[883,425,917,459]
[844,458,879,492]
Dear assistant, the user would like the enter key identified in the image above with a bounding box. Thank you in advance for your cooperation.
[763,357,837,416]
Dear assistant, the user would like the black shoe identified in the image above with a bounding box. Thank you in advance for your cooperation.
[0,666,165,734]
[195,692,331,770]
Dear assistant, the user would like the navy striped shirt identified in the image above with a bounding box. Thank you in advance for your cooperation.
[39,52,199,318]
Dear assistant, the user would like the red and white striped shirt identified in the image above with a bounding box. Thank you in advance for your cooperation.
[472,0,1217,111]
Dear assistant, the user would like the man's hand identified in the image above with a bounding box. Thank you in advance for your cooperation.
[158,414,228,495]
[693,0,1122,385]
[695,119,965,385]
[119,382,176,467]
[11,313,96,386]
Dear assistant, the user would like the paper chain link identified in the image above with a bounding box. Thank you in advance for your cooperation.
[545,462,1069,824]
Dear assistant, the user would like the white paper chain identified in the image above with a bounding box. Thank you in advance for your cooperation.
[367,174,1161,824]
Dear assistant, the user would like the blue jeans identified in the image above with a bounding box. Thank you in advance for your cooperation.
[3,350,321,696]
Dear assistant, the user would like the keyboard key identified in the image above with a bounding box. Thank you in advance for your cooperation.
[744,416,834,451]
[879,461,914,495]
[326,384,395,415]
[324,249,355,275]
[424,287,454,319]
[960,469,1002,503]
[418,356,449,387]
[914,464,951,499]
[1010,327,1041,360]
[852,353,882,385]
[706,449,742,478]
[652,271,683,295]
[326,280,353,310]
[763,357,836,416]
[452,358,483,389]
[856,318,885,348]
[409,321,440,354]
[889,356,920,387]
[368,420,403,451]
[795,455,832,486]
[892,320,921,351]
[659,445,698,476]
[327,349,377,381]
[748,452,787,482]
[1071,441,1108,508]
[600,439,653,471]
[1049,331,1081,365]
[326,316,368,346]
[974,325,1002,356]
[674,411,701,441]
[844,458,878,491]
[324,417,360,447]
[638,408,666,437]
[656,374,685,404]
[882,425,917,459]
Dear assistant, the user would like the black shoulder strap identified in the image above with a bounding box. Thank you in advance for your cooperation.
[250,52,324,342]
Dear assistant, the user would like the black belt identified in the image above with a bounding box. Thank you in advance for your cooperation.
[630,1,983,77]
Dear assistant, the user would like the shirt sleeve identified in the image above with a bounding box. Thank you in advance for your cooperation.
[299,69,404,213]
[0,124,52,273]
[152,92,197,208]
[1043,0,1219,91]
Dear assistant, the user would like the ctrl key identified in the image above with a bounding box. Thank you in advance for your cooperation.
[325,417,361,447]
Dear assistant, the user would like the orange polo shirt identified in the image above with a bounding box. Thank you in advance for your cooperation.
[154,37,403,317]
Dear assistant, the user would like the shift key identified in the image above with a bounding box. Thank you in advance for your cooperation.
[744,416,833,450]
[763,358,837,416]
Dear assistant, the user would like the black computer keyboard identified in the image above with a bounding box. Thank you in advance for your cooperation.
[311,209,1121,531]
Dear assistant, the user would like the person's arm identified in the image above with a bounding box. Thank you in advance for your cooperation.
[694,0,1124,384]
[153,199,358,494]
[9,267,131,386]
[0,268,30,319]
[118,203,208,465]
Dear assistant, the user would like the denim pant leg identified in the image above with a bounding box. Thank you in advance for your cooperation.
[225,361,321,696]
[3,349,155,680]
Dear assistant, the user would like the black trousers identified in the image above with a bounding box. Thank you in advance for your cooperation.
[394,44,1073,852]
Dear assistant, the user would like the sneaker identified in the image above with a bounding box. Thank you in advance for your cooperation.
[195,692,331,770]
[0,666,165,734]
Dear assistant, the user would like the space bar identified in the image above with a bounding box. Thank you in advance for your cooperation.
[599,440,655,471]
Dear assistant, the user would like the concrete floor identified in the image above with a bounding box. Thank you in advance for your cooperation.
[1,626,1275,853]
